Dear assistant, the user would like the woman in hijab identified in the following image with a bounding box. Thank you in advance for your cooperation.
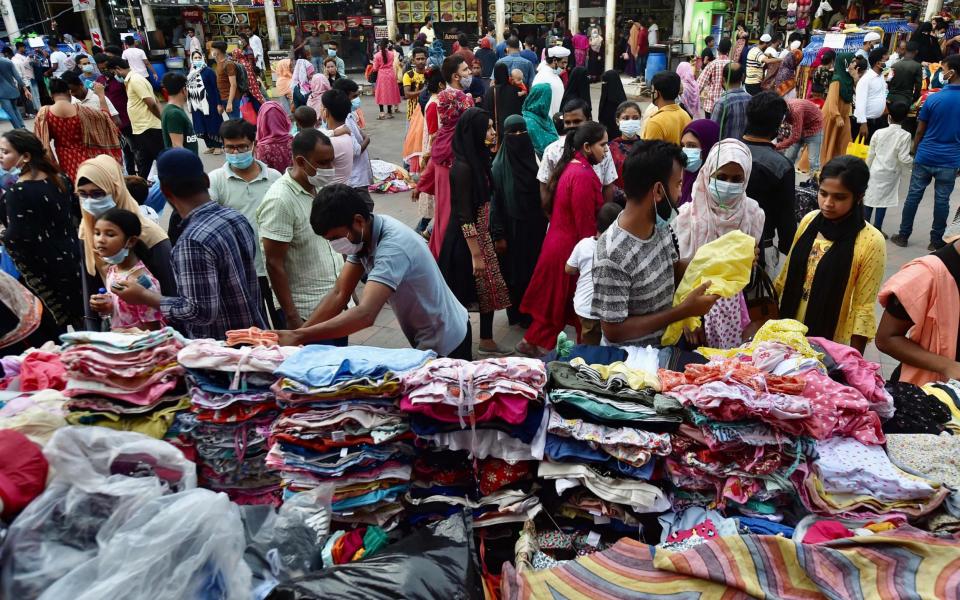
[75,155,175,296]
[674,139,765,348]
[676,59,701,118]
[776,155,885,353]
[597,70,627,139]
[186,50,224,155]
[491,115,547,327]
[438,107,511,355]
[291,50,314,109]
[560,66,592,116]
[233,36,266,110]
[678,119,720,206]
[254,101,293,173]
[572,29,590,68]
[587,34,604,81]
[273,57,294,112]
[912,22,943,64]
[427,84,474,258]
[819,53,855,167]
[522,83,559,157]
[307,62,334,114]
[475,37,497,79]
[483,63,524,148]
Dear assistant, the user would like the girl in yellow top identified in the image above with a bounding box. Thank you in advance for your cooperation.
[775,155,886,353]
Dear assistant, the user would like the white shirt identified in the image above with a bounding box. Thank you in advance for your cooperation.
[50,51,68,77]
[12,53,33,82]
[532,62,564,118]
[567,236,598,319]
[122,47,150,78]
[419,25,436,44]
[72,89,119,116]
[249,34,265,70]
[648,24,659,46]
[863,123,913,208]
[187,35,202,56]
[854,68,888,123]
[536,134,618,187]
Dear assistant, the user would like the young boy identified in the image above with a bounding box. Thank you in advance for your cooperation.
[124,175,160,223]
[863,101,913,236]
[319,89,358,186]
[510,68,528,96]
[566,202,622,345]
[291,105,317,135]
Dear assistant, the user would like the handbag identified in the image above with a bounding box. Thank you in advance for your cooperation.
[845,134,869,160]
[365,64,378,84]
[745,263,779,325]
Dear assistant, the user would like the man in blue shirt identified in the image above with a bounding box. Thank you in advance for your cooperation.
[0,55,29,129]
[495,37,535,87]
[893,54,960,251]
[520,37,540,64]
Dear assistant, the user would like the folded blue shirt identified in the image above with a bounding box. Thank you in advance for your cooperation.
[275,345,436,386]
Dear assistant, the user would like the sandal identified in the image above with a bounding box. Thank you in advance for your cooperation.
[377,114,386,120]
[477,343,512,357]
[514,340,546,358]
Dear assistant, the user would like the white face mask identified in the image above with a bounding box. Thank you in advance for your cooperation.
[618,119,642,138]
[329,226,364,255]
[308,168,336,189]
[707,179,745,208]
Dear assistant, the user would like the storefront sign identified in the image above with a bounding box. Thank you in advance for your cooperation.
[182,8,204,18]
[89,26,104,49]
[361,16,372,25]
[374,25,388,39]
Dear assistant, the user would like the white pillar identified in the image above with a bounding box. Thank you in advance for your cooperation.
[83,8,99,38]
[924,0,942,21]
[568,0,578,36]
[385,0,397,41]
[141,1,156,31]
[604,0,615,70]
[495,0,505,41]
[682,0,696,42]
[1,0,19,43]
[264,0,279,51]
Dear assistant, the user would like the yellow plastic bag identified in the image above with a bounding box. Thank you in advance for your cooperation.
[845,135,869,160]
[662,230,755,346]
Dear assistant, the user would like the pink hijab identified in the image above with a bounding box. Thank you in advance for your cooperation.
[256,101,292,146]
[677,61,700,117]
[308,73,332,113]
[674,139,766,261]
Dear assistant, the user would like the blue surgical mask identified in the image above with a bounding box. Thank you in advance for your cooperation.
[618,119,642,138]
[682,147,702,172]
[327,49,337,57]
[84,79,95,90]
[192,59,206,70]
[82,64,94,74]
[553,67,563,75]
[225,150,255,169]
[0,165,20,180]
[102,246,129,265]
[351,97,361,111]
[80,195,116,217]
[460,74,474,88]
[707,178,745,208]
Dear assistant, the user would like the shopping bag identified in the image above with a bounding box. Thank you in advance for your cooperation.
[240,98,257,125]
[845,135,869,160]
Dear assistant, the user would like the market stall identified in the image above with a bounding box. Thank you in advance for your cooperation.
[297,0,383,73]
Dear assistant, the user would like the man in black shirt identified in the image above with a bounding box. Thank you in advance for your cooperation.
[887,41,923,109]
[700,36,717,66]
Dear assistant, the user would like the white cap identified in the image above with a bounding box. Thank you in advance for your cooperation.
[548,46,571,58]
[760,33,772,42]
[864,31,881,42]
[790,39,802,50]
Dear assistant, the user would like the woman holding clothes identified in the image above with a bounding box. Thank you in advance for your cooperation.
[491,114,548,328]
[819,53,855,167]
[438,107,512,355]
[186,50,224,155]
[516,122,608,357]
[776,155,886,353]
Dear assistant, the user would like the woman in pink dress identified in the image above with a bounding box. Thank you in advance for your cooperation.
[516,122,607,357]
[372,39,402,119]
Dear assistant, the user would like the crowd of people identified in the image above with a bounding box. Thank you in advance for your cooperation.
[0,17,957,389]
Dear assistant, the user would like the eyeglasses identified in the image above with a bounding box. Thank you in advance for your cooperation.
[77,190,108,200]
[224,144,252,153]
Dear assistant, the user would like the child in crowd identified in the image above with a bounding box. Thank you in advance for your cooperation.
[510,68,528,97]
[89,208,165,330]
[565,202,623,345]
[124,175,160,223]
[863,101,913,235]
[291,106,318,136]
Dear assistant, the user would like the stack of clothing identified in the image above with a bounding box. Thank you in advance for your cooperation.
[177,339,295,506]
[59,328,190,439]
[399,357,547,529]
[539,352,677,544]
[268,345,434,528]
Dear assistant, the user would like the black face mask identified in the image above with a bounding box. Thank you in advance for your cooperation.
[655,181,677,215]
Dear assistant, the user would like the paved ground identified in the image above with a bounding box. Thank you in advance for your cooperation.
[9,81,958,373]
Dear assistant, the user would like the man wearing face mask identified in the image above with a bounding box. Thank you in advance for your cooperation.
[592,140,718,345]
[209,119,282,326]
[854,48,889,142]
[326,42,346,79]
[532,45,569,118]
[272,184,471,358]
[641,71,691,145]
[258,129,344,331]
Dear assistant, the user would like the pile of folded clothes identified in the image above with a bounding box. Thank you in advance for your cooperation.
[540,345,676,545]
[399,357,547,529]
[176,339,296,506]
[268,345,434,528]
[59,328,190,439]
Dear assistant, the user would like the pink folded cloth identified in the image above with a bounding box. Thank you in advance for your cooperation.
[399,393,530,425]
[63,377,181,406]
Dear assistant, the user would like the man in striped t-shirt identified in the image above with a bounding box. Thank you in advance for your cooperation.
[591,140,718,346]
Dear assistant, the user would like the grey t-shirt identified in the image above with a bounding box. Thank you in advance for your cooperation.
[591,218,677,346]
[347,214,468,355]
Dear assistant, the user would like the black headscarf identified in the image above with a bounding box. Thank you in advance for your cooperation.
[779,204,866,340]
[597,70,627,139]
[560,66,592,115]
[912,22,943,64]
[483,63,524,142]
[452,107,494,210]
[492,114,540,221]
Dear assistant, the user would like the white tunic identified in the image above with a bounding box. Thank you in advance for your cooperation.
[863,123,914,208]
[532,62,565,118]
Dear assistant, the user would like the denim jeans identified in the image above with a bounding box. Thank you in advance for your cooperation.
[783,131,822,173]
[863,206,887,229]
[220,100,240,121]
[310,55,324,74]
[897,161,958,244]
[27,79,40,112]
[0,98,24,129]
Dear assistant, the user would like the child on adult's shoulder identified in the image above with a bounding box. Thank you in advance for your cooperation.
[124,175,160,223]
[564,203,622,345]
[88,208,165,331]
[291,105,317,136]
[510,68,528,97]
[863,101,913,238]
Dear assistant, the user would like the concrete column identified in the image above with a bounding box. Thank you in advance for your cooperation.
[682,0,695,42]
[264,0,279,51]
[604,0,615,70]
[1,0,19,43]
[495,0,505,41]
[385,0,397,41]
[568,0,578,36]
[140,1,156,31]
[83,8,100,38]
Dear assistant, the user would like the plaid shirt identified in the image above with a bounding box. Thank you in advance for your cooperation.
[696,56,730,114]
[710,87,752,141]
[160,201,266,340]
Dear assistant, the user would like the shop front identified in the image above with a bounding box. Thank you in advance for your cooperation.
[206,0,292,49]
[296,0,384,72]
[398,0,482,48]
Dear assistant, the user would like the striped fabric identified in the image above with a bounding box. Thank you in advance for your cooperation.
[502,528,960,599]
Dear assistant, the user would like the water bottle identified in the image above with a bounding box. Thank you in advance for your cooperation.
[97,288,112,331]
